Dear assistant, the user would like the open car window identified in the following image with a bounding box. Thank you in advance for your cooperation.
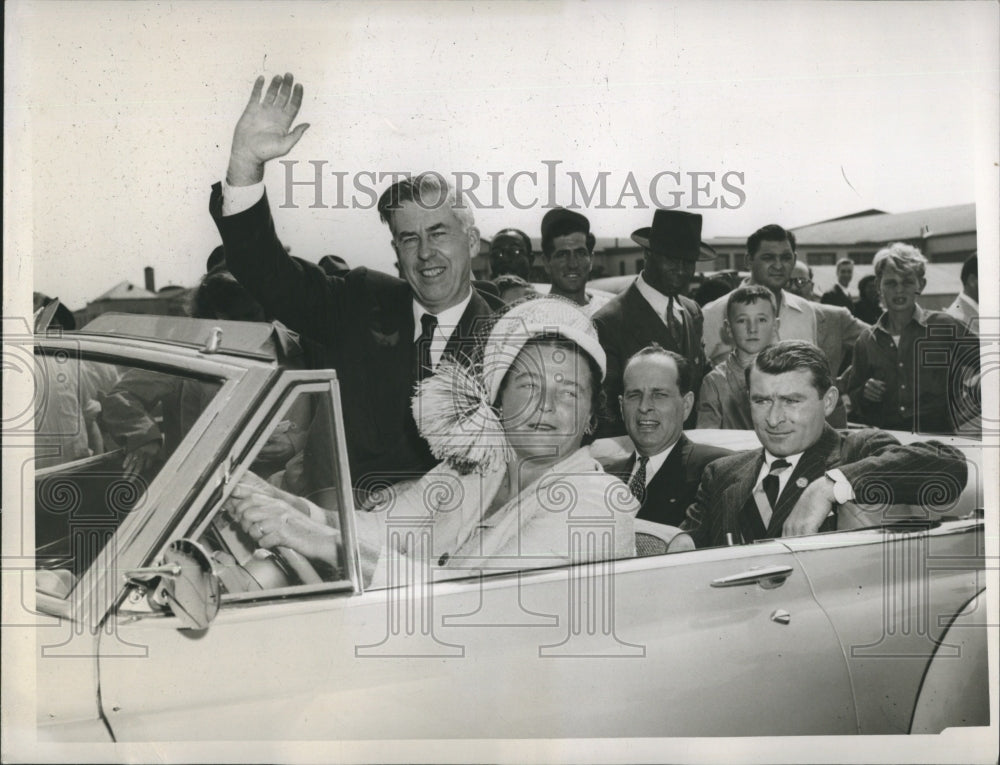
[190,384,358,602]
[34,350,223,598]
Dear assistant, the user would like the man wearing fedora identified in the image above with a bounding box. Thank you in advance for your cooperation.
[540,208,610,316]
[592,209,714,435]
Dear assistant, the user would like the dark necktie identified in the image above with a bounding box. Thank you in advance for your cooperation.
[665,295,684,352]
[417,313,438,380]
[762,458,791,514]
[628,455,649,504]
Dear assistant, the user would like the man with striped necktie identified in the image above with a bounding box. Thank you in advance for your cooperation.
[681,341,968,548]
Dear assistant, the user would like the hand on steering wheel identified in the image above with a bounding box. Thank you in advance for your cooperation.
[223,476,339,584]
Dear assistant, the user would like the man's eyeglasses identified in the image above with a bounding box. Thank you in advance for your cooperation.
[788,277,813,288]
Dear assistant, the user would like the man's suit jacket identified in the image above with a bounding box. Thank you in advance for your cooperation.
[609,434,734,527]
[813,302,868,376]
[681,425,968,549]
[821,284,854,312]
[813,302,869,426]
[210,185,498,488]
[592,281,707,436]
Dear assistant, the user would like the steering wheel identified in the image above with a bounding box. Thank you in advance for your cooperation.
[208,515,323,591]
[274,545,323,585]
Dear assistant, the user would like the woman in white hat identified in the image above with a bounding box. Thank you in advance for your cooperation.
[226,296,639,586]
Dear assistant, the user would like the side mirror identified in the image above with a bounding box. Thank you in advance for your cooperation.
[128,539,221,630]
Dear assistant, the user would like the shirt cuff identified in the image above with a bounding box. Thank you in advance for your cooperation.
[825,468,855,504]
[221,180,265,216]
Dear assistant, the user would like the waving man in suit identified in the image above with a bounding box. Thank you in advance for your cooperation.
[210,73,500,490]
[682,341,968,548]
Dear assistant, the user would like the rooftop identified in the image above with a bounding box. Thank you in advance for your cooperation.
[90,280,159,302]
[790,203,975,247]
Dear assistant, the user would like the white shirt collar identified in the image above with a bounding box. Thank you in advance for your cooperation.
[636,273,685,320]
[412,290,474,370]
[412,290,473,341]
[755,449,805,497]
[631,438,680,488]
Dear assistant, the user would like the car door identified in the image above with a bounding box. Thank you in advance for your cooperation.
[97,368,858,740]
[99,540,858,739]
[782,520,986,734]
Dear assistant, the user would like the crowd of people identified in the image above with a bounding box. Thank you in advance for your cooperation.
[42,72,979,586]
[205,73,980,583]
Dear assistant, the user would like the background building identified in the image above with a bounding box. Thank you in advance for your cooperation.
[73,268,190,327]
[510,203,974,311]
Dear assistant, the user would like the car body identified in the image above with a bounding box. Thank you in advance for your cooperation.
[27,314,989,742]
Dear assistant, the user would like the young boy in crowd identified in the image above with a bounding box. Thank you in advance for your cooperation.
[697,285,777,428]
[847,243,981,435]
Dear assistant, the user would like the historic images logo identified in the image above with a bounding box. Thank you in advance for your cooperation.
[278,160,747,212]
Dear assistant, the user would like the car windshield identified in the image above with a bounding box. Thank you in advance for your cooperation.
[34,349,223,598]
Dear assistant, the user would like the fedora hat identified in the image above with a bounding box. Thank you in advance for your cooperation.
[631,209,717,262]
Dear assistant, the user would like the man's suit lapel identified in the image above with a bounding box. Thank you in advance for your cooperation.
[368,279,415,373]
[722,451,764,542]
[678,295,700,358]
[443,290,495,364]
[621,284,677,354]
[767,426,843,535]
[642,436,684,496]
[674,433,700,484]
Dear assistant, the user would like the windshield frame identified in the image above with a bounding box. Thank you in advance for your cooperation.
[31,334,276,621]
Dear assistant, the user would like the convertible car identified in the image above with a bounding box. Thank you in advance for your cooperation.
[25,314,989,741]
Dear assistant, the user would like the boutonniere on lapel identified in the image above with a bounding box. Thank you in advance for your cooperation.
[369,327,399,347]
[795,477,808,489]
[369,306,400,348]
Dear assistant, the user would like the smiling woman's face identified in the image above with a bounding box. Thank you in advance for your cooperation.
[498,340,595,465]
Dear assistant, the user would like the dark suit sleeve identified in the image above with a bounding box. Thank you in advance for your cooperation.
[209,183,355,352]
[846,332,879,426]
[836,430,968,506]
[680,462,715,548]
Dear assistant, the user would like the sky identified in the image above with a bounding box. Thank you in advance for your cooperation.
[5,0,999,312]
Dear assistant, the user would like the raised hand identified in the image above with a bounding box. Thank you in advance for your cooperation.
[226,73,310,186]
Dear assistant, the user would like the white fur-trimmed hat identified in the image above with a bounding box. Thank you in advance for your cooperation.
[482,296,606,404]
[412,296,605,474]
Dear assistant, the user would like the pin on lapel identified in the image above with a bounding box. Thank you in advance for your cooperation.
[796,477,808,489]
